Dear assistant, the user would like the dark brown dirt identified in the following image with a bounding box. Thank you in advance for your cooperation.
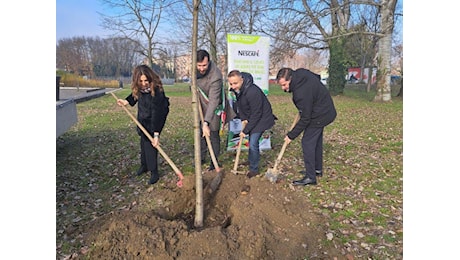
[76,169,343,260]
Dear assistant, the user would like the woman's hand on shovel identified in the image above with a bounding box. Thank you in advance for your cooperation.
[117,99,128,106]
[151,133,160,148]
[284,135,292,144]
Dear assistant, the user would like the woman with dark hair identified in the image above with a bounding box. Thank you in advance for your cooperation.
[116,65,170,184]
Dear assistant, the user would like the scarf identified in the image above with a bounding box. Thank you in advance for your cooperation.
[140,87,151,94]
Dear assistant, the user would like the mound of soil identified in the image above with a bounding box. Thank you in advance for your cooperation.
[80,170,343,259]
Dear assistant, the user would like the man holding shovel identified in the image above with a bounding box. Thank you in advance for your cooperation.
[228,70,276,178]
[196,49,226,171]
[276,68,336,186]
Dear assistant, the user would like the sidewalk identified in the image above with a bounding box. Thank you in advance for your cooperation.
[56,87,121,138]
[57,87,120,103]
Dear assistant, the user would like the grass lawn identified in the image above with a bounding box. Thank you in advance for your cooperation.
[56,82,403,258]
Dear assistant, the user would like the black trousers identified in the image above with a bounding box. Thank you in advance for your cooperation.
[200,130,220,164]
[301,127,324,181]
[140,135,159,176]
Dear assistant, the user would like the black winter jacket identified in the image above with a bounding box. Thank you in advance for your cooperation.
[287,68,336,140]
[126,88,170,139]
[231,72,276,135]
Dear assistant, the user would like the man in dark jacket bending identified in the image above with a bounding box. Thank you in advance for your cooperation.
[276,68,337,186]
[228,70,276,178]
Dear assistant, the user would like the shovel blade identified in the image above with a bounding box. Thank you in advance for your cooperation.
[265,168,279,183]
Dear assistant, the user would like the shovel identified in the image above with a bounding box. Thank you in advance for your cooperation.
[265,113,300,183]
[197,97,227,194]
[111,92,184,187]
[231,120,247,175]
[197,97,222,173]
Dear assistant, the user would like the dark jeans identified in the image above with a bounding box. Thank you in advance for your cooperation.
[301,127,323,181]
[248,132,263,172]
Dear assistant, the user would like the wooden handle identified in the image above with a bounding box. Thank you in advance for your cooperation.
[197,96,221,172]
[111,92,184,187]
[272,140,289,172]
[272,113,301,172]
[232,120,248,172]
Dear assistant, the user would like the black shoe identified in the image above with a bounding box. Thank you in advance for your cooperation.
[299,170,323,177]
[149,173,159,184]
[292,177,317,186]
[246,171,259,178]
[136,165,147,176]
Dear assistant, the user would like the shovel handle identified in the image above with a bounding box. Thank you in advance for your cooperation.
[232,120,248,172]
[272,139,289,172]
[197,95,221,172]
[111,92,184,187]
[272,113,301,172]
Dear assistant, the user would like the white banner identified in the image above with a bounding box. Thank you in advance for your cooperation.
[226,34,271,151]
[227,33,270,94]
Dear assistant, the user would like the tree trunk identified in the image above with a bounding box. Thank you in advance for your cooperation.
[373,33,392,102]
[210,0,218,63]
[373,0,397,102]
[192,0,204,228]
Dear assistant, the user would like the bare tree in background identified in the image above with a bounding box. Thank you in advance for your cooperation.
[165,0,271,71]
[261,0,400,99]
[261,0,353,94]
[194,0,234,62]
[99,0,173,69]
[219,0,273,73]
[56,37,93,77]
[162,1,194,55]
[165,0,226,61]
[57,37,140,78]
[224,0,272,35]
[89,37,140,77]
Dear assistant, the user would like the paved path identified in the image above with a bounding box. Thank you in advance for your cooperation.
[56,87,124,138]
[57,87,121,103]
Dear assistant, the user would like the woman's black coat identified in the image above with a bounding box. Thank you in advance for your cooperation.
[126,88,170,139]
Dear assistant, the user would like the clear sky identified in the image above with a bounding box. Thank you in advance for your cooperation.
[56,0,110,40]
